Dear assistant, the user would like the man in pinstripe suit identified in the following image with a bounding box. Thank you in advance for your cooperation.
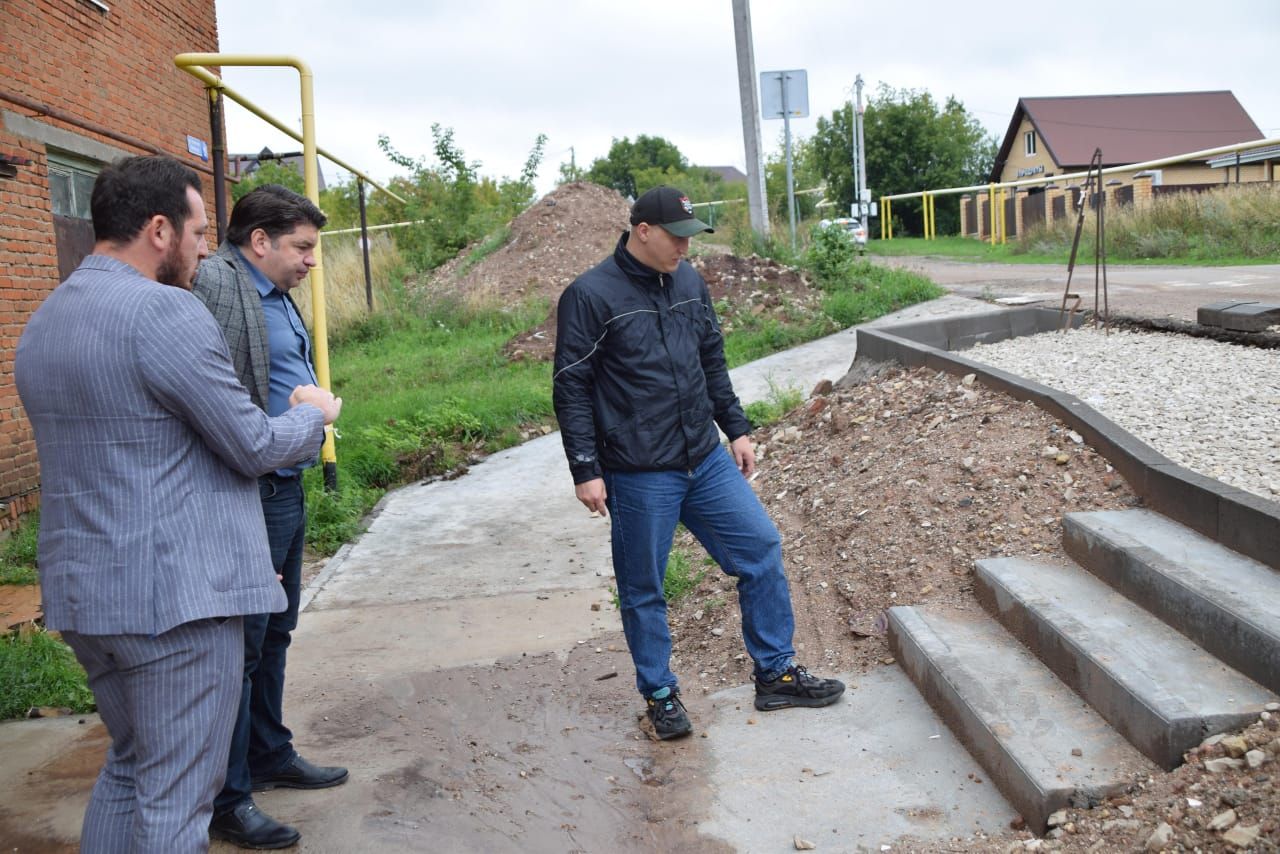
[15,155,341,853]
[194,185,348,849]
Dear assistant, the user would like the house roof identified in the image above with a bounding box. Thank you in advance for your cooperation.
[703,165,747,184]
[990,91,1263,181]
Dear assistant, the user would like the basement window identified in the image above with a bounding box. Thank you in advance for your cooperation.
[1024,131,1037,157]
[47,152,99,220]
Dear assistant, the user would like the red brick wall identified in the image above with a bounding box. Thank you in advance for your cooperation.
[0,0,221,528]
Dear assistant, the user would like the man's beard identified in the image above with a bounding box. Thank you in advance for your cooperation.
[155,237,192,289]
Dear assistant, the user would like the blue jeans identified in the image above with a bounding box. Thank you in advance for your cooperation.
[216,474,305,812]
[604,447,796,698]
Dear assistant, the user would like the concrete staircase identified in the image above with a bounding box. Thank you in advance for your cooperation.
[889,508,1279,833]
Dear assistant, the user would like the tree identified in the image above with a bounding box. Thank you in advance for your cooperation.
[584,135,688,199]
[370,126,547,272]
[808,85,997,235]
[581,134,731,212]
[230,159,305,202]
[764,132,824,228]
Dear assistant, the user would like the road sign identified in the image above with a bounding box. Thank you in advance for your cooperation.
[759,70,808,119]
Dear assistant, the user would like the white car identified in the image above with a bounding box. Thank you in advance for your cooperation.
[819,217,868,248]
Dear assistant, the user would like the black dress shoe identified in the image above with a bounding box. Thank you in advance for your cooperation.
[251,754,349,791]
[209,800,300,850]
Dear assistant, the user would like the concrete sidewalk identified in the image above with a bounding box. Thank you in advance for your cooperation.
[0,295,1015,852]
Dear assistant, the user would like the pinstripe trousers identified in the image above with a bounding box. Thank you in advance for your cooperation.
[62,617,243,854]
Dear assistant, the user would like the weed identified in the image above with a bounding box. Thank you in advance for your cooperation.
[663,548,706,605]
[0,513,39,586]
[744,380,804,428]
[0,626,95,720]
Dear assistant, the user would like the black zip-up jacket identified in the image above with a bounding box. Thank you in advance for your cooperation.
[553,233,752,484]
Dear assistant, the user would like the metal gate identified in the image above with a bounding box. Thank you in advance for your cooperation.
[1021,192,1045,230]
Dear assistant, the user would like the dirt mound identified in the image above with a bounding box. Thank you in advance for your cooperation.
[504,251,821,363]
[428,181,630,306]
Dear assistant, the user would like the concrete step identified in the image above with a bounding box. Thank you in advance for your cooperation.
[975,556,1275,769]
[888,606,1155,834]
[1063,509,1280,693]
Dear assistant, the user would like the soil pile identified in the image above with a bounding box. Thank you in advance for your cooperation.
[428,181,630,307]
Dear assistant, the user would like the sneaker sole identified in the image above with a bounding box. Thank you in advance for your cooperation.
[754,691,844,712]
[651,723,693,740]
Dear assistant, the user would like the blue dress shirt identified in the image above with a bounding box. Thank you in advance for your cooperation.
[239,247,319,476]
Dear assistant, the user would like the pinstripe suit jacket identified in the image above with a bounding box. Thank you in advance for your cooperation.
[192,244,273,411]
[15,256,326,635]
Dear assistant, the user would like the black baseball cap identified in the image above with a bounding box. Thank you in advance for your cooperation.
[629,185,714,237]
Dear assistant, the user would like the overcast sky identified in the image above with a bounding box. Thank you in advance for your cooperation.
[210,0,1280,199]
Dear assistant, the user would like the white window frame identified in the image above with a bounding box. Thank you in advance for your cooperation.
[1024,131,1037,157]
[47,151,101,220]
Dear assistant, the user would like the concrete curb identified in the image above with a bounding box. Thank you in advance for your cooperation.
[855,306,1280,572]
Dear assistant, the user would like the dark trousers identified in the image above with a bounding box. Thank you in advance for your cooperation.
[215,474,306,812]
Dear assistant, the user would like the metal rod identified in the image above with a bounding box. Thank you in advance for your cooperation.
[781,74,796,249]
[357,177,372,311]
[208,89,228,242]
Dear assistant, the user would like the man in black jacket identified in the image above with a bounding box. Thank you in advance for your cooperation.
[553,186,844,739]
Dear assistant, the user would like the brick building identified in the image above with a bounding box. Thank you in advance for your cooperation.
[0,0,222,528]
[961,91,1268,240]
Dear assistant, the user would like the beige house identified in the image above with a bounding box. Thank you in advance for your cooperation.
[962,91,1266,239]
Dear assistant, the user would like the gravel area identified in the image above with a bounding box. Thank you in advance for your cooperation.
[967,327,1280,501]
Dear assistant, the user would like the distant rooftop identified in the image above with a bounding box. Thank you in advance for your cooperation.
[992,91,1263,180]
[703,165,747,184]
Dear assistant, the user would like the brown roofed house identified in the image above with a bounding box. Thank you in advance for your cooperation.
[991,91,1265,189]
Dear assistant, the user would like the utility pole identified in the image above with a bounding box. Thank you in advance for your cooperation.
[731,0,769,237]
[855,74,869,233]
[569,145,576,180]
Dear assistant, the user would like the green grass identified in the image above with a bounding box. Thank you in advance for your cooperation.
[822,261,946,326]
[0,513,39,586]
[867,235,1066,264]
[743,380,804,428]
[662,547,707,605]
[304,293,556,553]
[0,627,96,720]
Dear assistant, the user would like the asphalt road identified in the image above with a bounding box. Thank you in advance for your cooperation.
[876,257,1280,322]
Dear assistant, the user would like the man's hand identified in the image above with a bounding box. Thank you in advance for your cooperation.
[575,478,609,516]
[730,435,756,478]
[289,384,342,425]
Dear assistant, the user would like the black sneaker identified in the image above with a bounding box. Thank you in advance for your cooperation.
[754,664,846,711]
[646,690,693,740]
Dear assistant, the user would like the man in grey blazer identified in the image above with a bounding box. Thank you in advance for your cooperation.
[193,185,347,849]
[15,155,341,853]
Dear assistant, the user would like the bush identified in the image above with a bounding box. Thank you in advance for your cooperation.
[804,223,859,289]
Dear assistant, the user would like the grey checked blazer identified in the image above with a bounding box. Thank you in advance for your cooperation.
[15,256,326,635]
[192,243,287,412]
